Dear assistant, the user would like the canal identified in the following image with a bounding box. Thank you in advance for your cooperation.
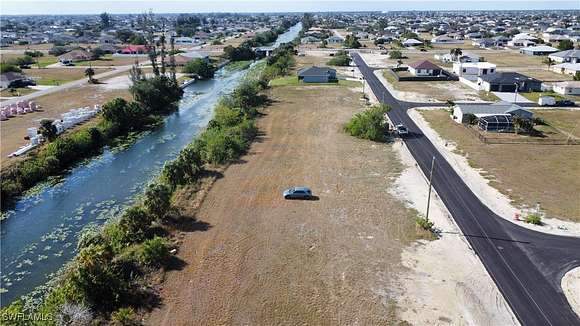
[0,22,302,306]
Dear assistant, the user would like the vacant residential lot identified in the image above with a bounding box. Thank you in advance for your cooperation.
[420,109,580,221]
[146,86,422,325]
[0,83,131,168]
[381,70,485,102]
[24,67,112,85]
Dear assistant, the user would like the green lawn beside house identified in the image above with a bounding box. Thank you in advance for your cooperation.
[269,75,361,87]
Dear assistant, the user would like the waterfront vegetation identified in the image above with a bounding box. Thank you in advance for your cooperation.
[0,35,298,325]
[0,75,183,210]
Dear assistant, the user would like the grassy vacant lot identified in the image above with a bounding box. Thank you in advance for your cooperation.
[269,75,361,87]
[521,91,580,103]
[480,51,545,68]
[381,69,485,102]
[0,84,132,168]
[147,85,421,325]
[514,68,572,82]
[0,87,37,97]
[24,67,111,85]
[420,109,580,222]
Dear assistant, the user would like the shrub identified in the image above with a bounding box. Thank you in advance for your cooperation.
[0,63,22,73]
[416,217,434,230]
[138,237,170,268]
[49,46,69,56]
[143,182,172,220]
[328,51,351,66]
[389,50,403,59]
[111,307,139,326]
[344,104,390,141]
[182,58,216,79]
[464,113,478,125]
[68,244,129,310]
[524,214,542,225]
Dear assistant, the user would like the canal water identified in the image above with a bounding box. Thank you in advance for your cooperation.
[0,22,301,306]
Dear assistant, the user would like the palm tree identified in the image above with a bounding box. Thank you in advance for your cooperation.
[84,67,95,83]
[450,48,463,61]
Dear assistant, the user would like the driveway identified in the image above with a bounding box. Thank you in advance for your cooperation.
[493,91,533,103]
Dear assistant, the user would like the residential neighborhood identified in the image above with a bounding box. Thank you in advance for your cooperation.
[1,5,580,326]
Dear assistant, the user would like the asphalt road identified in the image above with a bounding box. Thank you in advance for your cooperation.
[352,52,580,326]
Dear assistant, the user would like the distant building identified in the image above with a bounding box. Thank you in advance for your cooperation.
[119,45,150,55]
[520,45,559,56]
[301,36,320,44]
[58,49,92,64]
[548,50,580,64]
[297,66,337,83]
[453,62,497,79]
[402,38,423,47]
[431,35,463,44]
[478,72,542,92]
[0,72,32,90]
[551,63,580,76]
[408,60,441,76]
[326,36,344,44]
[553,81,580,95]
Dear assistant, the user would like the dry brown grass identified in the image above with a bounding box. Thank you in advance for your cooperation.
[23,67,112,85]
[480,52,545,68]
[146,85,420,326]
[421,109,580,222]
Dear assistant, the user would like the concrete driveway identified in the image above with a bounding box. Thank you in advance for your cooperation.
[493,91,533,103]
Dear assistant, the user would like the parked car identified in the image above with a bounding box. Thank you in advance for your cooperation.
[283,187,313,199]
[556,99,575,107]
[538,96,556,106]
[395,124,409,136]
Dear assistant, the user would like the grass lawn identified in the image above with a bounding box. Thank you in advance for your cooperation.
[535,110,580,139]
[74,54,144,67]
[0,87,37,97]
[478,91,500,101]
[35,55,58,68]
[269,75,361,87]
[420,109,580,222]
[520,91,580,103]
[25,67,111,86]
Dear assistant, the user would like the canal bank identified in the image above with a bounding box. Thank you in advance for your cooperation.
[0,22,302,306]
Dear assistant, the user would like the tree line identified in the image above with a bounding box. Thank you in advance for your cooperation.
[0,37,299,325]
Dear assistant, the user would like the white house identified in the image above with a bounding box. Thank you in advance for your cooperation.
[174,37,197,45]
[548,50,580,64]
[326,36,344,44]
[453,62,497,80]
[553,81,580,95]
[452,102,533,124]
[402,38,423,47]
[551,63,580,76]
[432,35,463,44]
[520,45,559,56]
[408,60,442,76]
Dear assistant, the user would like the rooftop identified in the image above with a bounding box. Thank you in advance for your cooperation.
[408,60,441,70]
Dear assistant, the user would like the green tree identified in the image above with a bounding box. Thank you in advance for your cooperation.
[39,119,58,141]
[557,39,574,51]
[100,12,111,29]
[101,97,143,131]
[344,34,361,48]
[389,50,403,59]
[182,58,216,79]
[574,71,580,81]
[327,50,351,66]
[450,48,463,61]
[11,55,35,68]
[0,63,22,73]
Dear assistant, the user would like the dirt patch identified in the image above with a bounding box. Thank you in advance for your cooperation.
[145,86,423,325]
[415,108,580,230]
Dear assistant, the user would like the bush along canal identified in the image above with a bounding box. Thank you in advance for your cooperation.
[0,21,303,308]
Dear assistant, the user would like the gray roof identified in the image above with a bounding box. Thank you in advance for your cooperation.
[457,102,532,115]
[0,72,26,83]
[480,72,540,84]
[550,49,580,59]
[298,66,336,77]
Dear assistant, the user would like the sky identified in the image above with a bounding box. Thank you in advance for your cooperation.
[0,0,578,15]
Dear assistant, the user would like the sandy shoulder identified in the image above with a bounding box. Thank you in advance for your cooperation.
[562,267,580,318]
[389,140,519,325]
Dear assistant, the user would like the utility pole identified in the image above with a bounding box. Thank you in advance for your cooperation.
[425,156,436,222]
